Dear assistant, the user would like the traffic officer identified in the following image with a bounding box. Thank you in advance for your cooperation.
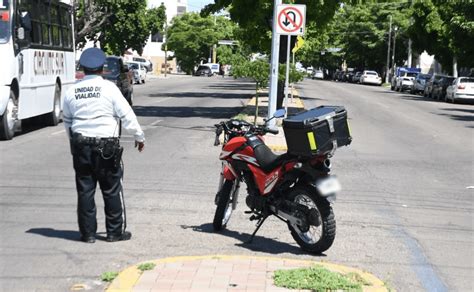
[63,48,145,243]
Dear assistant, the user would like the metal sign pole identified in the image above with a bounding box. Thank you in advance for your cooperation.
[291,51,295,101]
[267,0,282,127]
[284,35,291,117]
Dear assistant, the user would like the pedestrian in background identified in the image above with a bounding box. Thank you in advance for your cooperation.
[63,48,145,243]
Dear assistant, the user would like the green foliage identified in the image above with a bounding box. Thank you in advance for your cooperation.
[273,265,363,291]
[232,58,270,89]
[148,5,167,36]
[137,262,156,272]
[75,1,166,56]
[333,2,411,73]
[165,13,236,74]
[202,0,344,53]
[278,64,305,84]
[100,271,119,282]
[409,0,474,71]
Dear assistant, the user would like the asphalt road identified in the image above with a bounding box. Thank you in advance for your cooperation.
[0,76,472,291]
[298,79,473,292]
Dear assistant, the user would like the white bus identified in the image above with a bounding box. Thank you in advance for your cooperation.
[0,0,75,140]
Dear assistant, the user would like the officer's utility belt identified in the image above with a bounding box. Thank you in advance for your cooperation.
[71,133,122,162]
[73,134,119,147]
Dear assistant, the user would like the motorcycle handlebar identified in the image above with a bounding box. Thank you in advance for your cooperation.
[214,120,279,146]
[265,127,279,135]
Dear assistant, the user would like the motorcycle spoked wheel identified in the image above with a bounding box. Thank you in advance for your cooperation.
[287,186,336,254]
[213,180,236,231]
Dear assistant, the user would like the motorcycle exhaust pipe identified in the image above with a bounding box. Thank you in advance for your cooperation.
[324,159,331,170]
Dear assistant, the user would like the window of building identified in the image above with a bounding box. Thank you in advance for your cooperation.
[151,32,163,43]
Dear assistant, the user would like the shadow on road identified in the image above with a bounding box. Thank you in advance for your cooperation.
[149,92,251,99]
[437,108,474,123]
[134,106,244,119]
[206,82,255,90]
[26,228,80,241]
[398,93,444,103]
[26,228,110,242]
[181,223,327,257]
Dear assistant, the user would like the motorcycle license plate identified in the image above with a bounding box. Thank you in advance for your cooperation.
[315,176,341,196]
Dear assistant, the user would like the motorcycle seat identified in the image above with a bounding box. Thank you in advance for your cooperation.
[253,143,290,173]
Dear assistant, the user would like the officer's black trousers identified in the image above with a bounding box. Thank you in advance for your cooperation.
[72,143,124,237]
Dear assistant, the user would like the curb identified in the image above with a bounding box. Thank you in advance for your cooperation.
[105,255,389,292]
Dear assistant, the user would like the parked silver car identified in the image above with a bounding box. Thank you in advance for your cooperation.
[445,77,474,103]
[410,74,431,94]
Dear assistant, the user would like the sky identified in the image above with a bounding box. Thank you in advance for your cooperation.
[187,0,214,12]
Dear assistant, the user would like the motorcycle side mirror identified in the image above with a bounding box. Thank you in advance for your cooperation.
[264,109,287,122]
[273,109,286,118]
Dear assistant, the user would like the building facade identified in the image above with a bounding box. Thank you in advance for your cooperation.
[141,0,187,75]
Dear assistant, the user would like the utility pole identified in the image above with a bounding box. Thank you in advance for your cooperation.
[164,43,168,77]
[392,26,398,74]
[164,24,168,77]
[212,15,217,63]
[385,15,392,84]
[267,0,282,127]
[408,38,412,67]
[453,56,458,77]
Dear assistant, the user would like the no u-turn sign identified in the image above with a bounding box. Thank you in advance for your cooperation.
[276,4,306,35]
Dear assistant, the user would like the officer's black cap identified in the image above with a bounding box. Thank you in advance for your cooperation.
[79,48,106,71]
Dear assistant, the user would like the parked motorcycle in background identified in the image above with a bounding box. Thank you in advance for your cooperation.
[212,106,352,254]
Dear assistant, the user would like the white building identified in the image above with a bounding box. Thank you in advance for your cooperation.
[141,0,187,74]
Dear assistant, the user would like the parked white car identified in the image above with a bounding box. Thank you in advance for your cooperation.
[360,70,382,85]
[394,72,418,91]
[127,62,147,84]
[203,63,220,75]
[445,77,474,103]
[312,69,324,80]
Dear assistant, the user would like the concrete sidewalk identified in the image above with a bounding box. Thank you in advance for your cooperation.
[106,255,387,292]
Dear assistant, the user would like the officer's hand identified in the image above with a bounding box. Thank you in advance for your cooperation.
[135,141,145,152]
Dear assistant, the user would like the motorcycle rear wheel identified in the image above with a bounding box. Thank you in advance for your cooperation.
[287,186,336,254]
[213,180,235,231]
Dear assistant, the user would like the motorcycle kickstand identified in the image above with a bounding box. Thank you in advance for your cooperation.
[245,215,268,244]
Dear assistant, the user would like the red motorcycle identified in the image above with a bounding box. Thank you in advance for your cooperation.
[212,106,352,254]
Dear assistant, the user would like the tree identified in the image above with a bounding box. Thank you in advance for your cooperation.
[201,0,344,53]
[232,58,270,125]
[75,0,112,49]
[409,0,474,73]
[232,57,304,124]
[165,13,236,74]
[329,2,411,74]
[75,1,166,56]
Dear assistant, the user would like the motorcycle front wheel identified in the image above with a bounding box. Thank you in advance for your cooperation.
[213,180,236,231]
[287,186,336,254]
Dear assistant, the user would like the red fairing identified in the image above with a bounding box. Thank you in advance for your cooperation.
[223,137,247,153]
[220,137,252,160]
[248,164,282,195]
[223,165,236,180]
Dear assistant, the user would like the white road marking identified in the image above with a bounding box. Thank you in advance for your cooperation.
[466,186,474,189]
[51,129,65,136]
[141,119,163,131]
[152,97,172,103]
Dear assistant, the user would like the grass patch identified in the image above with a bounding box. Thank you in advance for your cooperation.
[232,112,251,121]
[137,262,156,272]
[273,265,364,292]
[100,271,119,282]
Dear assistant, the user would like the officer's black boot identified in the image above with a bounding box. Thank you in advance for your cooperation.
[106,231,132,242]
